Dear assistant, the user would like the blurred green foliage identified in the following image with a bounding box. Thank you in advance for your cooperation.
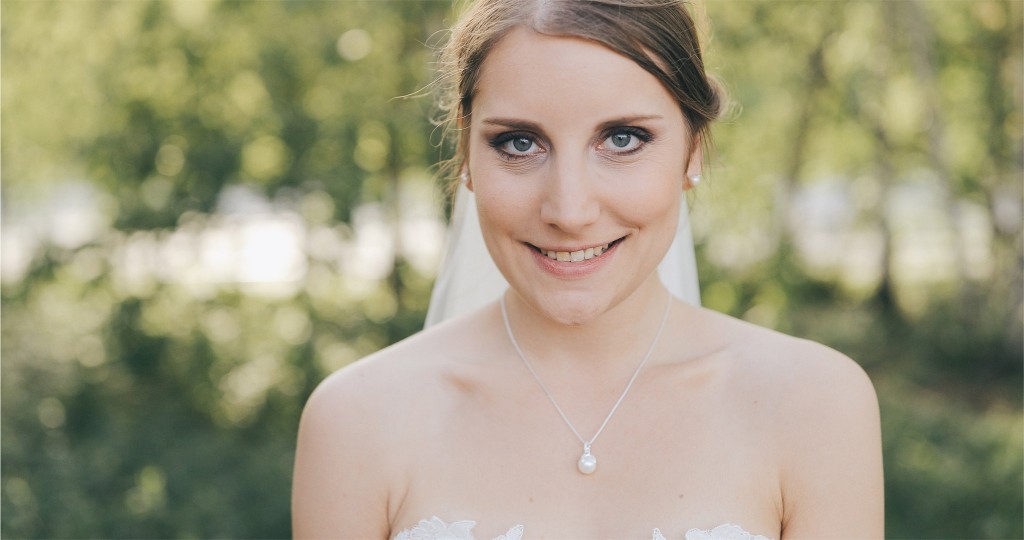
[2,1,1021,538]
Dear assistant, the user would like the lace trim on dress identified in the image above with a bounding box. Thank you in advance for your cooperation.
[393,516,771,540]
[393,517,523,540]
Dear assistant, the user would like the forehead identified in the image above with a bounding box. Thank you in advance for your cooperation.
[472,27,684,127]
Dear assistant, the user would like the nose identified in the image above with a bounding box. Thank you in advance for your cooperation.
[539,155,600,232]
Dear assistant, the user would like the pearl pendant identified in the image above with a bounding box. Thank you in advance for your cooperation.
[577,445,597,475]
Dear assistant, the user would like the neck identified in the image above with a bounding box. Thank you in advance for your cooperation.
[500,276,672,378]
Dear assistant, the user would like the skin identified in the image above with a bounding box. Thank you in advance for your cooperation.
[293,28,884,539]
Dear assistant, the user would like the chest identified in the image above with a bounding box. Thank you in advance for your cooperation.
[389,370,782,539]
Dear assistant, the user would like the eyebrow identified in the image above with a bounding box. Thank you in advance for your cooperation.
[481,118,542,131]
[594,115,664,131]
[481,114,664,133]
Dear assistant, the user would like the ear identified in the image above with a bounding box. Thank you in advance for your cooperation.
[684,136,704,191]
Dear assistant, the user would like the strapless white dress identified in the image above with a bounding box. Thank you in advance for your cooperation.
[393,516,771,540]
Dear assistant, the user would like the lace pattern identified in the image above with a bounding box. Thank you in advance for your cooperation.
[394,517,523,540]
[393,516,771,540]
[659,523,771,540]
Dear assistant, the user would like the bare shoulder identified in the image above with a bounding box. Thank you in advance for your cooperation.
[688,305,878,420]
[293,306,499,538]
[303,304,499,422]
[304,326,452,423]
[298,308,491,458]
[683,306,884,537]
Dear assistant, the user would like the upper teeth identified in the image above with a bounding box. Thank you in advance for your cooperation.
[543,243,610,262]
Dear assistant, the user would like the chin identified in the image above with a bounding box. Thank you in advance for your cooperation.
[532,293,609,327]
[549,312,593,327]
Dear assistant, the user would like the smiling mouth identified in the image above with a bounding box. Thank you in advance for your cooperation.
[528,237,625,263]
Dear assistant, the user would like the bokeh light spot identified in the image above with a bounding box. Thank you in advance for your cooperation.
[337,29,372,61]
[37,398,66,429]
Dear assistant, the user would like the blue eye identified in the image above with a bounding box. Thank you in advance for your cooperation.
[609,133,633,148]
[602,127,652,154]
[489,132,542,161]
[511,137,533,152]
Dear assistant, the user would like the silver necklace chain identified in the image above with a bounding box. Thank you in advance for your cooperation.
[499,291,673,474]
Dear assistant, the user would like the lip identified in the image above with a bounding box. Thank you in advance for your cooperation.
[524,236,625,279]
[529,240,616,253]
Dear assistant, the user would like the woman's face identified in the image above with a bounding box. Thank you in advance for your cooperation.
[467,27,700,325]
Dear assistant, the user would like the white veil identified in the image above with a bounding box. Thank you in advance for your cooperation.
[424,183,700,327]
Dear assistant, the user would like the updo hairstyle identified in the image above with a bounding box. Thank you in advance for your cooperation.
[437,0,726,191]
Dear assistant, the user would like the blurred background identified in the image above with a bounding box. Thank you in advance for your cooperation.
[2,0,1021,538]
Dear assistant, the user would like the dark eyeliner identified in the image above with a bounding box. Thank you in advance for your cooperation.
[603,126,655,155]
[614,126,654,143]
[487,132,521,148]
[487,132,538,161]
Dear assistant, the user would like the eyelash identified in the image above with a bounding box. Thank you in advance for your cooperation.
[488,132,543,162]
[487,127,655,162]
[601,127,654,156]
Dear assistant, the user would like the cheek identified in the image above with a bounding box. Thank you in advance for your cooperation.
[469,158,540,233]
[605,163,682,223]
[472,175,533,240]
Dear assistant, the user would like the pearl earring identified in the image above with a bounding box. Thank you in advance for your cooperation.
[689,174,702,187]
[460,172,469,185]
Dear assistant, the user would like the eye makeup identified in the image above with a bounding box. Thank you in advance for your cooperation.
[598,126,655,157]
[479,114,663,164]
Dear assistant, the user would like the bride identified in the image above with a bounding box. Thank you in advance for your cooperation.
[292,1,884,538]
